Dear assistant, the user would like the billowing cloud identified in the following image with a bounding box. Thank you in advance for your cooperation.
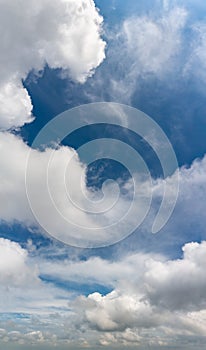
[0,132,131,247]
[145,241,206,311]
[0,238,38,287]
[0,0,106,130]
[0,131,206,247]
[0,132,92,228]
[71,241,206,346]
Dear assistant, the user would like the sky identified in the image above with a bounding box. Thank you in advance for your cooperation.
[0,0,206,349]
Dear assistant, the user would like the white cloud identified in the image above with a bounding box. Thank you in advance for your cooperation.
[145,241,206,310]
[70,241,206,346]
[1,1,206,348]
[0,131,151,248]
[84,2,206,104]
[151,155,206,235]
[39,253,150,289]
[0,238,73,316]
[38,240,206,318]
[100,6,188,103]
[0,131,206,247]
[1,236,206,347]
[0,0,106,130]
[0,238,38,287]
[184,22,206,83]
[122,7,187,77]
[0,132,94,230]
[78,291,157,332]
[0,79,33,130]
[0,132,130,247]
[0,133,34,223]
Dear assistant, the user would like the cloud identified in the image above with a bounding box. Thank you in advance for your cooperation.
[0,238,73,315]
[184,22,206,84]
[89,5,188,104]
[38,240,206,317]
[145,241,206,310]
[0,132,93,229]
[0,130,152,248]
[0,132,131,247]
[1,1,206,348]
[0,237,38,287]
[39,253,150,289]
[0,132,35,223]
[151,155,206,238]
[1,237,206,348]
[71,241,206,346]
[0,0,106,130]
[0,130,206,248]
[122,7,187,77]
[78,291,157,332]
[0,79,34,130]
[85,2,206,105]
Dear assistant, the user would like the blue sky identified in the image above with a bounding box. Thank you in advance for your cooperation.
[0,0,206,349]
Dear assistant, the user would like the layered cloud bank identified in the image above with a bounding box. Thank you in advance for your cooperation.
[1,238,206,348]
[0,0,106,130]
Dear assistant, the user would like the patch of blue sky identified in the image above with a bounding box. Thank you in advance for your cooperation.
[40,275,112,297]
[95,0,163,22]
[0,313,31,321]
[20,41,206,170]
[0,222,51,248]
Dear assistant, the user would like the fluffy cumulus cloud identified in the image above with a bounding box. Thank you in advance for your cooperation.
[0,0,106,130]
[0,132,135,247]
[0,130,206,247]
[145,241,206,310]
[0,238,40,313]
[0,238,38,287]
[0,133,33,223]
[0,79,34,130]
[71,241,206,346]
[0,132,93,230]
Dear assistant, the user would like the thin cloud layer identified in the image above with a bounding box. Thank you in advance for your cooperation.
[93,5,188,103]
[122,7,187,77]
[87,2,206,105]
